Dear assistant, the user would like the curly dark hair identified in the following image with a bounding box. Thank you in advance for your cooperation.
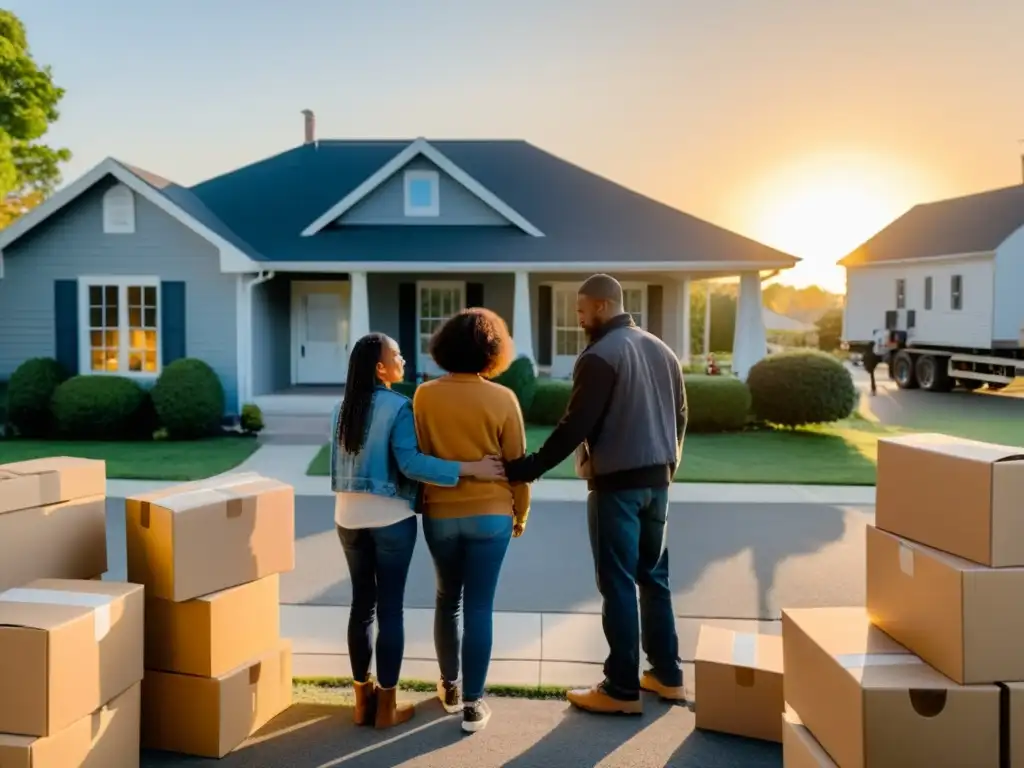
[428,308,514,379]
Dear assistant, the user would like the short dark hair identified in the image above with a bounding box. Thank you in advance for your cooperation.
[578,273,623,303]
[428,308,514,378]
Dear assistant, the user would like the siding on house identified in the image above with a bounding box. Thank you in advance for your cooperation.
[0,177,240,412]
[337,156,511,227]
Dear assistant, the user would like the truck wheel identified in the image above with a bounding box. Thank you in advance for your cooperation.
[892,351,919,389]
[915,355,952,392]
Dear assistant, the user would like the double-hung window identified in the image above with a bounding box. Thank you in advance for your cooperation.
[80,277,160,375]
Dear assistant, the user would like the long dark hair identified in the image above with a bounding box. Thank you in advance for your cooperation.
[337,333,388,455]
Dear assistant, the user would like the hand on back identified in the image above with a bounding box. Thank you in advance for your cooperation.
[466,455,506,481]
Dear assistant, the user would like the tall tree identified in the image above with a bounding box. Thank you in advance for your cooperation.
[0,10,70,224]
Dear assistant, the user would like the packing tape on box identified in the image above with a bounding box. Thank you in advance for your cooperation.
[0,587,115,641]
[835,653,926,670]
[899,542,915,576]
[150,473,282,514]
[731,632,758,667]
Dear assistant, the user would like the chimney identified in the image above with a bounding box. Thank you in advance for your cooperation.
[302,109,316,145]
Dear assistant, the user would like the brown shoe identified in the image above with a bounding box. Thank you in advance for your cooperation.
[640,671,687,702]
[566,684,642,715]
[374,685,415,729]
[353,679,377,726]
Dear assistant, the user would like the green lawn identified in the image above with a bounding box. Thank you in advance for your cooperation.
[0,437,259,481]
[306,418,909,486]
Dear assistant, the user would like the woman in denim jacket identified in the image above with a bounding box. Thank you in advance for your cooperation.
[331,332,503,730]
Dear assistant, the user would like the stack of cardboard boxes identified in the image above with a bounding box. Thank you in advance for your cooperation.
[126,472,297,759]
[783,433,1024,767]
[0,457,147,767]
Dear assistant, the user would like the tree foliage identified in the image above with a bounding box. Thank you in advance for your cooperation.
[816,307,845,352]
[0,10,70,215]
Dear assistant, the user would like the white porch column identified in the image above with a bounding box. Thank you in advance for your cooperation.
[732,271,768,380]
[512,270,535,363]
[349,271,371,346]
[703,281,711,359]
[676,277,692,365]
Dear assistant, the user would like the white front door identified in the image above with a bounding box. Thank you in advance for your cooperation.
[549,282,647,379]
[292,281,351,384]
[417,281,465,376]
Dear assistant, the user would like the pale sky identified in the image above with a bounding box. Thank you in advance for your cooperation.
[13,0,1024,293]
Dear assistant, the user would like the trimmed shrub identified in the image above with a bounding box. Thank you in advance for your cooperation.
[151,358,225,439]
[392,381,417,398]
[684,375,752,433]
[240,403,265,435]
[493,356,538,414]
[527,379,572,426]
[747,350,857,427]
[7,357,67,437]
[51,376,149,440]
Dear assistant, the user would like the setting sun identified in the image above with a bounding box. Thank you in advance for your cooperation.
[743,152,934,293]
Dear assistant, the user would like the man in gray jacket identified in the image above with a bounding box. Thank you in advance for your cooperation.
[504,273,687,715]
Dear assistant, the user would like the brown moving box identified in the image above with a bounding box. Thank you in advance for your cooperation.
[867,524,1024,684]
[0,579,144,737]
[142,640,293,759]
[0,457,106,517]
[146,573,281,677]
[1004,683,1024,768]
[875,433,1024,566]
[694,625,784,742]
[782,710,837,767]
[126,473,295,602]
[782,606,1000,768]
[0,496,108,592]
[0,682,141,768]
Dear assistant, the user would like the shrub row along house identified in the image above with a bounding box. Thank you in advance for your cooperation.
[0,113,797,420]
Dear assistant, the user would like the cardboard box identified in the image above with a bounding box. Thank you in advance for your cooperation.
[0,579,144,737]
[126,473,294,602]
[876,433,1024,566]
[0,457,106,516]
[867,524,1024,684]
[146,573,281,677]
[1005,683,1024,768]
[142,640,293,759]
[0,682,140,768]
[782,710,837,767]
[782,606,1000,768]
[694,625,784,742]
[0,496,108,592]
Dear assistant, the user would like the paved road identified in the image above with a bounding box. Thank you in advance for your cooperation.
[140,693,782,768]
[105,496,870,621]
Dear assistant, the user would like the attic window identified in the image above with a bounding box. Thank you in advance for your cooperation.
[103,184,136,234]
[404,170,439,217]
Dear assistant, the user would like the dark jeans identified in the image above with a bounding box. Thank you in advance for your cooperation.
[588,487,682,700]
[423,514,513,701]
[336,516,418,688]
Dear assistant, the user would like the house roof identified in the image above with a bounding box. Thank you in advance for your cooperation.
[2,139,799,272]
[840,183,1024,267]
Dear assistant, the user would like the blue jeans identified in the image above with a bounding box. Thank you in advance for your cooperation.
[336,516,418,688]
[588,488,682,699]
[423,514,513,701]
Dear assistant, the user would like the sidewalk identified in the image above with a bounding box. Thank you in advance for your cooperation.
[106,444,877,505]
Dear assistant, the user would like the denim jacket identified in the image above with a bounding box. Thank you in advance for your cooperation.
[330,386,460,508]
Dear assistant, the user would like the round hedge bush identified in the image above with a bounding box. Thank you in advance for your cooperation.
[493,356,538,415]
[746,351,856,427]
[527,379,572,426]
[151,358,225,439]
[685,375,752,433]
[7,357,68,437]
[51,375,149,440]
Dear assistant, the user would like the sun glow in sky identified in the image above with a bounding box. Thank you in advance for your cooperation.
[743,152,938,294]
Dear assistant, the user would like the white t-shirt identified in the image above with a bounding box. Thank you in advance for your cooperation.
[334,492,415,530]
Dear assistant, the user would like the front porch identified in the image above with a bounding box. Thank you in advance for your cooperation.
[238,267,770,408]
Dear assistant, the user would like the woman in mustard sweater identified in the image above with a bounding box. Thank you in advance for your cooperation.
[413,308,530,733]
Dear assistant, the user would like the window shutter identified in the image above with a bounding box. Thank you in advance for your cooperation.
[537,285,553,366]
[54,280,79,375]
[398,282,417,382]
[647,285,663,338]
[161,281,187,365]
[466,282,484,309]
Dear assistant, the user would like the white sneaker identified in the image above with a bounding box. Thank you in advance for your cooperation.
[462,699,492,733]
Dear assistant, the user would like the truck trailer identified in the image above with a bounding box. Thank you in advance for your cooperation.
[840,184,1024,392]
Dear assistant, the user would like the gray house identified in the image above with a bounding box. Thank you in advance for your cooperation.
[0,118,797,418]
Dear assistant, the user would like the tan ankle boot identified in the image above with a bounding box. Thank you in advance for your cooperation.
[374,685,415,729]
[353,679,377,726]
